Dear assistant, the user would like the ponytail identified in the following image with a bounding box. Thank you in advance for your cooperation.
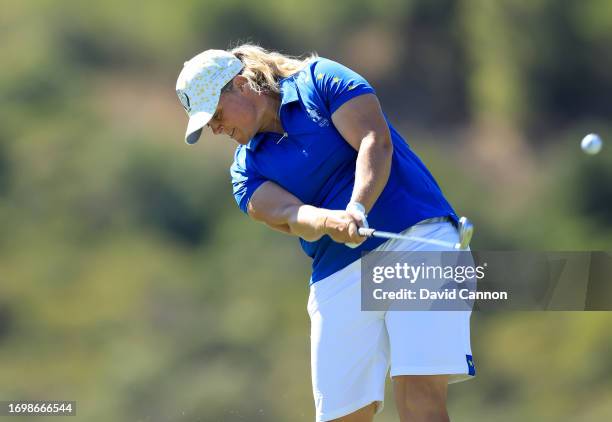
[229,44,317,95]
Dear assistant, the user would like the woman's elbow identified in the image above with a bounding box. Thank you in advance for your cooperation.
[247,201,267,223]
[372,131,393,160]
[365,128,393,153]
[381,134,393,155]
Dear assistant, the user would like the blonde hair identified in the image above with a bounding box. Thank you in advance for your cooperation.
[229,44,317,95]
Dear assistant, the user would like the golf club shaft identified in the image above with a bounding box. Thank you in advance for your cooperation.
[358,228,461,249]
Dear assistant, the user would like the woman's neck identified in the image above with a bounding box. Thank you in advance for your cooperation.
[259,93,284,134]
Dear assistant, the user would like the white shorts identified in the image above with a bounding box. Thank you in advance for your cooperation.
[307,221,475,422]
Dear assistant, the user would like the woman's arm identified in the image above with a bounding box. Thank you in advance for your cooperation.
[245,93,391,246]
[331,93,393,213]
[247,181,363,244]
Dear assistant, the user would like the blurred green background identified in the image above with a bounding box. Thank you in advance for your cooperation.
[1,1,611,421]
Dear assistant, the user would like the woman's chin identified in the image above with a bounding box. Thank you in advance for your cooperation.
[235,131,254,145]
[234,135,249,145]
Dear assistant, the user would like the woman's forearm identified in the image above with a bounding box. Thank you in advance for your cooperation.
[247,182,365,244]
[284,204,327,241]
[349,132,393,212]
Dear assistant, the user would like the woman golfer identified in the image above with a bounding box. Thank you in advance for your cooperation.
[176,45,474,422]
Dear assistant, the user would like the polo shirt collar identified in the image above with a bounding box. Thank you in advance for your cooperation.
[279,77,300,105]
[246,132,265,151]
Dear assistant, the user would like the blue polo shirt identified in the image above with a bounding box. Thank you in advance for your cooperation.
[230,57,458,283]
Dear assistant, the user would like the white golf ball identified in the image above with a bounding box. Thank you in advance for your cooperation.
[581,133,602,155]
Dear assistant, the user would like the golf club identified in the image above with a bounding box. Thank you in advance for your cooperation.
[358,216,474,250]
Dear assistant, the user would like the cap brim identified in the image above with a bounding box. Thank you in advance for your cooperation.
[186,128,203,145]
[184,111,213,145]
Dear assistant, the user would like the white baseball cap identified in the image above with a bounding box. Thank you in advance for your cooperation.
[176,50,244,145]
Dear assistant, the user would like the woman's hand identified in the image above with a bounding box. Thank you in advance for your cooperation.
[319,209,367,246]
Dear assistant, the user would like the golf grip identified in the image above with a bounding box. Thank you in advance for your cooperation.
[358,228,376,237]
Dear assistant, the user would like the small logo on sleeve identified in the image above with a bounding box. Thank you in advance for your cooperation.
[466,354,476,376]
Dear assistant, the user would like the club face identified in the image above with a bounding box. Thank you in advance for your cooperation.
[457,217,474,249]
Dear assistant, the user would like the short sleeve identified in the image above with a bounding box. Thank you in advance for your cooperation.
[230,146,267,214]
[311,58,376,115]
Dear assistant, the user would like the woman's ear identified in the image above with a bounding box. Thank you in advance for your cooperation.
[233,75,248,92]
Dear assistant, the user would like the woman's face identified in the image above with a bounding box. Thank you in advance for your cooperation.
[207,77,263,145]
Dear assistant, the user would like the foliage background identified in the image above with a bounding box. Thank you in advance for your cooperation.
[1,1,611,421]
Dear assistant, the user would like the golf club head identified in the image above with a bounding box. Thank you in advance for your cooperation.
[457,216,474,249]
